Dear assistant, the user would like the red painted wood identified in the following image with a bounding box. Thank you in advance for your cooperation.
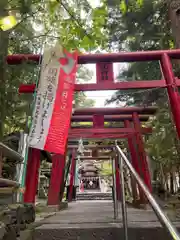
[68,133,129,139]
[124,120,144,202]
[115,156,121,201]
[93,114,104,128]
[6,49,180,65]
[47,154,66,205]
[19,84,36,93]
[73,107,157,115]
[68,150,76,202]
[92,115,102,157]
[24,148,41,203]
[92,149,98,157]
[18,79,180,93]
[74,80,168,91]
[70,126,152,133]
[96,62,114,83]
[71,115,150,122]
[69,128,135,134]
[161,54,180,139]
[132,113,152,193]
[69,127,152,134]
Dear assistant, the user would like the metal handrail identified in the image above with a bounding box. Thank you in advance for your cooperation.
[117,150,128,240]
[115,143,180,240]
[111,157,118,219]
[0,142,23,162]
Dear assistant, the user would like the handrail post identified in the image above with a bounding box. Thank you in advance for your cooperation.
[112,157,118,219]
[118,152,128,240]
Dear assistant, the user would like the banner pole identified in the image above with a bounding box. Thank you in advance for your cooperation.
[19,47,44,202]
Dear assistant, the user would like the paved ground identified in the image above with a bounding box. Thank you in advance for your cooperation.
[33,200,180,240]
[38,200,175,227]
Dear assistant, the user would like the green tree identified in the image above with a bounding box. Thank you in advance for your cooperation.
[106,0,180,192]
[0,0,107,139]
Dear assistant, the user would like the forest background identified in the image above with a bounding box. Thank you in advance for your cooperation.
[1,0,180,193]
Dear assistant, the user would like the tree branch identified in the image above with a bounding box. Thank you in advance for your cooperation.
[58,0,94,42]
[8,8,41,32]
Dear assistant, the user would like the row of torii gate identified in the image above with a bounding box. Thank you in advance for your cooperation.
[5,49,180,206]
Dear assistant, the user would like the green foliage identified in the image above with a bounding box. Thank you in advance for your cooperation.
[0,0,110,138]
[119,0,144,14]
[100,161,112,176]
[146,107,180,169]
[36,0,109,51]
[107,0,180,172]
[75,92,95,108]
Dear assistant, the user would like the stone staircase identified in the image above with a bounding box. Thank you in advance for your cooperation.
[32,201,178,240]
[76,191,112,200]
[33,224,177,240]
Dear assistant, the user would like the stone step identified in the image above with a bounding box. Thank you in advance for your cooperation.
[33,224,177,240]
[31,201,180,240]
[76,192,112,200]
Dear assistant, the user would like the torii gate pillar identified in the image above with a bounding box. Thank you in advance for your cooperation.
[47,154,66,205]
[24,148,41,203]
[124,120,142,203]
[161,53,180,139]
[132,112,152,195]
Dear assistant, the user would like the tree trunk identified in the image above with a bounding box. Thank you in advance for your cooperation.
[153,169,158,182]
[0,150,2,177]
[168,0,180,75]
[172,128,180,162]
[178,168,180,188]
[170,171,174,194]
[0,4,9,139]
[165,173,170,192]
[169,1,180,48]
[160,163,166,190]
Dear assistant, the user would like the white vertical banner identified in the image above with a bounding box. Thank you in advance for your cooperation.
[28,44,78,154]
[28,44,63,149]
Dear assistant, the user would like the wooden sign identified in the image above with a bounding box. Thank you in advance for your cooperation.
[96,62,114,83]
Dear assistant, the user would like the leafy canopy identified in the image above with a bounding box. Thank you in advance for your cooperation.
[0,0,111,138]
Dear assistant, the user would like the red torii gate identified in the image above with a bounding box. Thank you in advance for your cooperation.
[10,50,180,137]
[66,108,155,203]
[6,49,180,205]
